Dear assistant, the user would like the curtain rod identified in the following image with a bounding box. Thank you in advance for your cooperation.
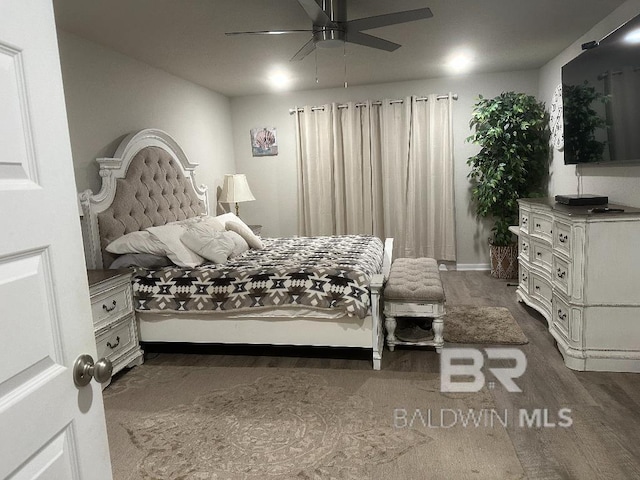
[288,93,458,115]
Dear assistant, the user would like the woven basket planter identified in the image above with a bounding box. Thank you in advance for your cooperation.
[490,243,518,279]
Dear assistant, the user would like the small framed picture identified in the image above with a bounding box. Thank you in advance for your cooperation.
[250,127,278,156]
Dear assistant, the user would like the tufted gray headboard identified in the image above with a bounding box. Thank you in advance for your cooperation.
[79,129,209,269]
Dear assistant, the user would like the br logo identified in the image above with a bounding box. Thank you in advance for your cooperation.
[440,348,527,393]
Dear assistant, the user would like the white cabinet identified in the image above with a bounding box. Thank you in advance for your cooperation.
[516,198,640,372]
[88,270,144,386]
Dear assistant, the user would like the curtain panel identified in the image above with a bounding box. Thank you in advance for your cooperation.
[294,95,456,261]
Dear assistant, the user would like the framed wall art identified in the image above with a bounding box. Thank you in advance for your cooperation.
[250,127,278,156]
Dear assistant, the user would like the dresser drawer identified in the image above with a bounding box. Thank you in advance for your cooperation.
[552,294,571,340]
[553,220,572,257]
[91,282,132,327]
[519,262,530,294]
[552,255,571,297]
[519,236,530,262]
[531,213,553,240]
[530,272,552,309]
[519,209,530,234]
[96,315,136,362]
[531,239,552,272]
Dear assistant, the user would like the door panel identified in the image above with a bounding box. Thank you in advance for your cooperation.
[0,1,112,479]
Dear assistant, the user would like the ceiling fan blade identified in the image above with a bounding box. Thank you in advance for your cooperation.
[346,31,400,52]
[297,0,336,27]
[226,29,313,36]
[291,37,316,61]
[346,8,433,32]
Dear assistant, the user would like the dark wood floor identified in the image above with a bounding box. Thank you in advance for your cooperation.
[142,271,640,479]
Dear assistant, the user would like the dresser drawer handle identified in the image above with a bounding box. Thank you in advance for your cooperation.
[522,243,528,252]
[559,233,568,244]
[536,251,542,257]
[103,300,117,312]
[106,336,120,349]
[535,285,540,291]
[535,223,541,228]
[522,274,528,282]
[557,309,567,321]
[557,269,566,279]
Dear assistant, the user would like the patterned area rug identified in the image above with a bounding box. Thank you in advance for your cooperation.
[443,306,528,344]
[104,364,525,479]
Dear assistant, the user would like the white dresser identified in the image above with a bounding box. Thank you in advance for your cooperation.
[88,270,144,386]
[516,198,640,372]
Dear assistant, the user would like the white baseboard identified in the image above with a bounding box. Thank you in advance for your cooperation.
[454,263,490,271]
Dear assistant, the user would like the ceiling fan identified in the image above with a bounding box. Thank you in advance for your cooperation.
[225,0,433,61]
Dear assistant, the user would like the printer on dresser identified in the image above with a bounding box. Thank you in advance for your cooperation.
[516,198,640,372]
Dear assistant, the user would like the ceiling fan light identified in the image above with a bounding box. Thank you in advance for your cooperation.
[267,69,292,90]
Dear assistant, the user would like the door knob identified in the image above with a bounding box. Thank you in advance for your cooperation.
[73,354,113,387]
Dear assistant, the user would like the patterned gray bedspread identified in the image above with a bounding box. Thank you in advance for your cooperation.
[132,235,384,319]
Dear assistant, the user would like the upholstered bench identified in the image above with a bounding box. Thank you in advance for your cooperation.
[383,257,445,353]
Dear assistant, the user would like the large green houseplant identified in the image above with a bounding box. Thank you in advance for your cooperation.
[467,91,549,278]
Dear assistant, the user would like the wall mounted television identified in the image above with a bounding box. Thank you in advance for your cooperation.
[562,13,640,165]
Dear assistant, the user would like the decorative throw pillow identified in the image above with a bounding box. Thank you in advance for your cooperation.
[105,231,167,256]
[181,224,235,264]
[226,221,264,250]
[146,223,204,268]
[225,230,250,257]
[109,253,172,269]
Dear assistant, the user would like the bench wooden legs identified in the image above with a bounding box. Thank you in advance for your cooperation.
[433,316,444,354]
[384,316,397,352]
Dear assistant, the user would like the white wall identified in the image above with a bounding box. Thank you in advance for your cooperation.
[230,70,539,267]
[58,31,235,206]
[538,0,640,206]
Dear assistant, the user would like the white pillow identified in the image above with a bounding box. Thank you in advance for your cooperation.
[181,224,235,264]
[226,221,264,250]
[147,223,204,268]
[225,230,250,257]
[106,231,167,256]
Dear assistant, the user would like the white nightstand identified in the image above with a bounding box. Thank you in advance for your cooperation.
[88,270,144,387]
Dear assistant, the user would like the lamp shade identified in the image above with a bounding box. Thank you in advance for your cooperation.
[219,174,256,204]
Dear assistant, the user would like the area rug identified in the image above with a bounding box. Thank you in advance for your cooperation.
[443,306,528,344]
[103,364,526,479]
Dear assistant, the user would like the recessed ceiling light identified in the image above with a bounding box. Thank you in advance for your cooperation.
[624,28,640,44]
[267,68,292,91]
[446,50,474,74]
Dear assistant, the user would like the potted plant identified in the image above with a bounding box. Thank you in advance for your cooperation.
[467,91,550,279]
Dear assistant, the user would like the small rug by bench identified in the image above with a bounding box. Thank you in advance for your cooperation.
[443,306,528,345]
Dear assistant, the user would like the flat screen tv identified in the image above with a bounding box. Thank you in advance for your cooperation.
[562,13,640,165]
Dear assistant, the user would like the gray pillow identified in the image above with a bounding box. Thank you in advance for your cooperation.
[109,253,173,269]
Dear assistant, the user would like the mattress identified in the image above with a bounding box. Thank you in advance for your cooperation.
[132,235,384,319]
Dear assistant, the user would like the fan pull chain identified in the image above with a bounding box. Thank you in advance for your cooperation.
[343,42,348,88]
[315,48,319,84]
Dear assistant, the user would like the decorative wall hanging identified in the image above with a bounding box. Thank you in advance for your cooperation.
[250,127,278,156]
[550,84,564,151]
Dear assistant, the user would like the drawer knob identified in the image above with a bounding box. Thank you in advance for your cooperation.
[536,252,542,257]
[558,309,568,321]
[559,233,568,244]
[103,300,117,312]
[73,354,113,387]
[106,336,121,349]
[557,269,566,279]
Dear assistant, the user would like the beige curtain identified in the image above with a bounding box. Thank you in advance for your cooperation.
[295,95,456,261]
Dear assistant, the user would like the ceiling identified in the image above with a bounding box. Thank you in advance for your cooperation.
[53,0,627,97]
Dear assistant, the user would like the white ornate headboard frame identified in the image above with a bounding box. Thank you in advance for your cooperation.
[79,129,209,269]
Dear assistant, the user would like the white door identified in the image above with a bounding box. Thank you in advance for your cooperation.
[0,1,112,478]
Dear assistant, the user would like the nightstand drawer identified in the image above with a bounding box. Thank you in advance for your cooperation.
[91,282,131,327]
[96,315,136,362]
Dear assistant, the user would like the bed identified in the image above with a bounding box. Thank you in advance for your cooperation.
[79,129,392,369]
